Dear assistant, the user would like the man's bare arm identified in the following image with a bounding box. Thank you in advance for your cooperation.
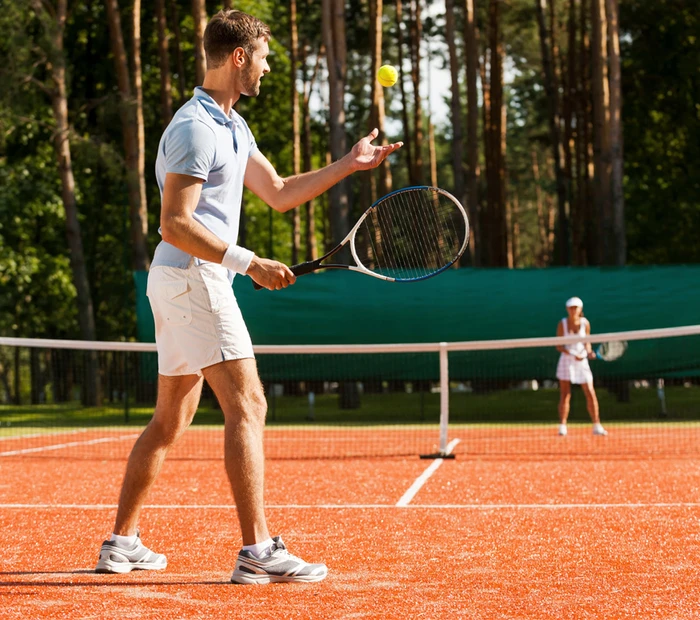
[244,128,403,212]
[160,173,295,290]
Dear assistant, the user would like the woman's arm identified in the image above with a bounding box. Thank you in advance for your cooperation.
[556,321,570,355]
[585,320,595,358]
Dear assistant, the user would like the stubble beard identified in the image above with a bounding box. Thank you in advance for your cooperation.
[242,63,261,97]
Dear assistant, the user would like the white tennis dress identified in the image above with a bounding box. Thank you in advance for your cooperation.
[556,317,593,385]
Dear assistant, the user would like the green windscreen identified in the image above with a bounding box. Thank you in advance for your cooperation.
[135,266,700,380]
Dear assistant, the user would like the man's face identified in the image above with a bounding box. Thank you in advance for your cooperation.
[241,37,270,97]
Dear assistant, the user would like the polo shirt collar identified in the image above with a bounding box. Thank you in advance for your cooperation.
[193,87,234,128]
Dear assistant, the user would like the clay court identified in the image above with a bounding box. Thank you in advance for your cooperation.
[2,425,700,619]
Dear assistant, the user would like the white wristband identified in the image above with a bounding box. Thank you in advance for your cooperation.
[221,244,255,275]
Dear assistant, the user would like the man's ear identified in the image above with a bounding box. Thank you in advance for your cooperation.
[231,47,247,68]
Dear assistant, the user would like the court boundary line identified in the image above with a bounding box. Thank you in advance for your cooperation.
[0,429,89,442]
[2,502,700,510]
[0,433,140,457]
[396,438,461,507]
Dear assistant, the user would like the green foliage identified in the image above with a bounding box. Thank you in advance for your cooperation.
[0,142,78,337]
[0,0,698,342]
[621,0,700,263]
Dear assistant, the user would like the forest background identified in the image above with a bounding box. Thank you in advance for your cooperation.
[0,0,697,346]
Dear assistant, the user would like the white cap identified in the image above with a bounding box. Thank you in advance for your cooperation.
[566,296,583,308]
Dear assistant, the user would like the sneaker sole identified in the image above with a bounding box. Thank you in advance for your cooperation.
[96,560,167,574]
[230,571,327,585]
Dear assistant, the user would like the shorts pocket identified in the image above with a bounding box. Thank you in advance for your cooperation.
[199,265,233,314]
[158,280,192,326]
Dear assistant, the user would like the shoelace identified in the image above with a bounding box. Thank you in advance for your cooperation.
[269,540,308,564]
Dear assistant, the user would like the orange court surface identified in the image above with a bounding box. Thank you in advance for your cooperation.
[2,426,700,619]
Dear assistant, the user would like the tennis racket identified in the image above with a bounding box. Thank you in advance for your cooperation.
[253,186,469,289]
[594,340,628,361]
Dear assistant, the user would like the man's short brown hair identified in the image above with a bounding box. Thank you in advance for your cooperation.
[203,10,272,69]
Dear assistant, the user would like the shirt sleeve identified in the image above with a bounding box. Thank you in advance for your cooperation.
[238,116,258,157]
[164,119,216,180]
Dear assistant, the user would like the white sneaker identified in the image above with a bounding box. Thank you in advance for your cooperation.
[95,533,167,574]
[593,423,608,436]
[231,536,327,584]
[558,424,567,436]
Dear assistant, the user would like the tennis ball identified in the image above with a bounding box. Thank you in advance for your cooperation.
[377,64,398,87]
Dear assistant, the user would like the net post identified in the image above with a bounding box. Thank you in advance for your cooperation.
[439,343,450,453]
[420,343,454,459]
[123,351,130,424]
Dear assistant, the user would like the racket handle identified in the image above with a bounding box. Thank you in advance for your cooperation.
[291,260,320,276]
[252,259,320,291]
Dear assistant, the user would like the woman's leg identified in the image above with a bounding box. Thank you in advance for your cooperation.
[581,382,600,424]
[558,380,572,424]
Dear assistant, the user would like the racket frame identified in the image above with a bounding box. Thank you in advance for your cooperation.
[291,186,470,282]
[595,340,628,361]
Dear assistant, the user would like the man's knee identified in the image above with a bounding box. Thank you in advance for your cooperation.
[147,411,192,445]
[239,387,267,424]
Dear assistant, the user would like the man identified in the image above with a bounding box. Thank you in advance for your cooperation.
[95,9,401,584]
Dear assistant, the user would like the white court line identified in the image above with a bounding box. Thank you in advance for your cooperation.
[395,438,461,507]
[1,502,700,510]
[0,434,139,457]
[0,429,88,442]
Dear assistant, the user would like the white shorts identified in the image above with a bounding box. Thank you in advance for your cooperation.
[556,354,593,385]
[146,263,254,376]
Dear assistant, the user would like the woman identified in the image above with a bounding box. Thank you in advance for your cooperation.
[555,297,607,436]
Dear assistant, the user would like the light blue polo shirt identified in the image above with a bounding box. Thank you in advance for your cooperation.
[152,87,257,279]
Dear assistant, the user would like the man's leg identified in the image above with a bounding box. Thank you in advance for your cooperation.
[202,359,268,546]
[203,358,328,584]
[96,373,203,573]
[114,373,204,534]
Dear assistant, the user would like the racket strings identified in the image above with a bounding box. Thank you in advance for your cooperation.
[381,191,458,277]
[356,188,467,279]
[598,340,628,361]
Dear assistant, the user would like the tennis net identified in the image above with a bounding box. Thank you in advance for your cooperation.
[1,324,700,460]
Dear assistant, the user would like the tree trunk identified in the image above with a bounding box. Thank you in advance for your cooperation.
[487,0,507,266]
[409,0,424,184]
[30,348,43,405]
[0,350,12,404]
[535,0,569,265]
[500,96,508,264]
[606,0,625,265]
[302,44,322,261]
[369,0,392,197]
[14,347,20,405]
[132,0,148,265]
[533,148,552,265]
[290,0,301,265]
[192,0,207,86]
[322,0,351,253]
[395,0,414,183]
[445,0,464,205]
[463,0,480,265]
[104,0,150,272]
[578,0,596,264]
[567,0,583,264]
[428,122,438,187]
[155,0,173,126]
[35,0,101,405]
[168,0,188,104]
[511,190,520,267]
[479,46,491,265]
[590,0,612,264]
